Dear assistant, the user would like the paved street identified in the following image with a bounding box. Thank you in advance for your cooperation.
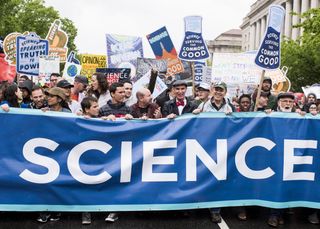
[0,207,318,229]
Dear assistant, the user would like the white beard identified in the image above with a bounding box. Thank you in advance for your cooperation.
[279,106,293,112]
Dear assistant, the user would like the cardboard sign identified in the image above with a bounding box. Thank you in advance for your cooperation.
[194,61,206,83]
[46,19,69,63]
[211,52,261,85]
[96,68,131,84]
[179,16,210,61]
[106,34,143,77]
[302,85,320,99]
[132,70,167,100]
[16,32,49,76]
[63,61,82,81]
[134,58,167,83]
[39,55,60,81]
[67,51,80,64]
[255,5,285,69]
[3,32,27,65]
[146,27,184,77]
[80,54,106,79]
[0,53,16,82]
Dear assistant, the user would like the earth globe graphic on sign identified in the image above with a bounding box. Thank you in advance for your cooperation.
[67,64,78,77]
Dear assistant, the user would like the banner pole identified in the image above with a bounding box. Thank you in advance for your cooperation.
[191,61,195,96]
[254,69,266,112]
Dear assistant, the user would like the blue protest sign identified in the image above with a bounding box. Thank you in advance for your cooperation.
[194,61,206,83]
[179,16,210,61]
[96,68,131,84]
[16,32,49,76]
[255,5,285,69]
[0,109,319,211]
[0,36,3,53]
[67,51,80,65]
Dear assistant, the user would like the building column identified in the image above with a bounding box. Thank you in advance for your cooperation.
[250,23,256,50]
[311,0,319,8]
[285,0,293,38]
[260,16,266,41]
[255,20,261,49]
[292,0,301,40]
[300,0,310,36]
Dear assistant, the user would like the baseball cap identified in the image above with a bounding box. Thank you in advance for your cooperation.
[57,79,73,88]
[213,81,227,90]
[74,75,88,86]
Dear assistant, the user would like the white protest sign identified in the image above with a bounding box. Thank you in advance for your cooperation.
[302,85,320,99]
[211,52,262,84]
[39,55,60,79]
[132,70,168,100]
[63,62,82,82]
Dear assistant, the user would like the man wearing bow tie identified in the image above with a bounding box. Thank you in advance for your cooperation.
[162,80,197,119]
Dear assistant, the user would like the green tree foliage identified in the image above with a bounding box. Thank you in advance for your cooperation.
[0,0,77,51]
[281,8,320,91]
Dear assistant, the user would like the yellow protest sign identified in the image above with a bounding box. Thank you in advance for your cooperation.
[80,54,107,80]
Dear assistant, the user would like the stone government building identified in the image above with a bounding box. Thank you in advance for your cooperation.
[241,0,320,52]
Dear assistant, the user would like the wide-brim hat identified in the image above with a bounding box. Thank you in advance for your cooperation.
[45,87,66,100]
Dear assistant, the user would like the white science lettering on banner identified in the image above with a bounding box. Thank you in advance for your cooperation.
[19,137,318,184]
[16,32,49,76]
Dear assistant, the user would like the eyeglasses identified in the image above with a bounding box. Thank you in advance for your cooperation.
[280,99,294,103]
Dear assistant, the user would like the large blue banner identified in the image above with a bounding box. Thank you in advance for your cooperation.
[0,109,319,211]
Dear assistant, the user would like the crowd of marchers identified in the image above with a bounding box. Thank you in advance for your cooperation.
[0,72,319,227]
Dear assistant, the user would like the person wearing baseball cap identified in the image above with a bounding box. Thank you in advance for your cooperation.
[72,75,88,103]
[57,79,81,114]
[194,82,211,107]
[194,81,235,115]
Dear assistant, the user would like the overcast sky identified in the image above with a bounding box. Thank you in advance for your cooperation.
[44,0,256,57]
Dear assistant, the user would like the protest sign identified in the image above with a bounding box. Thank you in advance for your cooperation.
[134,57,167,83]
[63,62,82,81]
[146,27,184,78]
[194,61,206,83]
[302,85,320,99]
[106,34,143,77]
[16,32,49,76]
[96,68,131,85]
[0,53,16,82]
[46,19,69,63]
[39,55,60,82]
[179,16,210,61]
[3,32,28,65]
[132,70,168,100]
[254,5,285,110]
[67,51,80,64]
[0,110,319,211]
[211,52,261,84]
[255,5,285,70]
[80,54,106,79]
